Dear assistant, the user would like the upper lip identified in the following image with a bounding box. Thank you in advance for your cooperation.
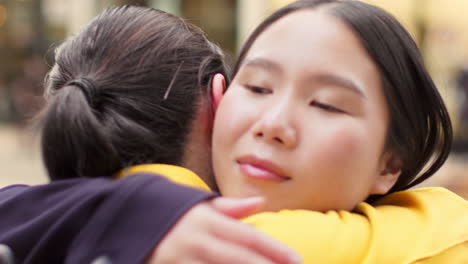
[236,155,291,180]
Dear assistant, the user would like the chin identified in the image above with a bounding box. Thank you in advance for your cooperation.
[258,200,293,213]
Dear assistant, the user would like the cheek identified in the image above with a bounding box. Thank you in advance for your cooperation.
[329,126,367,157]
[213,87,262,168]
[299,120,382,176]
[307,121,367,159]
[214,90,250,146]
[212,88,258,195]
[297,124,380,208]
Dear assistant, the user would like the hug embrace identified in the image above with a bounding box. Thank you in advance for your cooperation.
[1,0,467,263]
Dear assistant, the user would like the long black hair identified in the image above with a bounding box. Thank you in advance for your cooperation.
[38,6,229,180]
[232,0,452,197]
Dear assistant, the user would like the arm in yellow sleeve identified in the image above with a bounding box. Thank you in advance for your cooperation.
[243,188,468,264]
[243,209,372,263]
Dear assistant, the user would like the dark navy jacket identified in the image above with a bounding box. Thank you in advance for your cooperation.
[0,174,215,263]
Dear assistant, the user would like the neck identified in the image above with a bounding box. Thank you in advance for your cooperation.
[181,102,217,190]
[182,138,216,190]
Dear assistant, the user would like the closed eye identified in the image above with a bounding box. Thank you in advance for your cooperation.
[245,85,272,94]
[310,101,346,114]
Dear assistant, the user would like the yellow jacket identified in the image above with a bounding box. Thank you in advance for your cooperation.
[118,164,468,264]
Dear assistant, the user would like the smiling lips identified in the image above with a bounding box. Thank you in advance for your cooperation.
[237,155,291,182]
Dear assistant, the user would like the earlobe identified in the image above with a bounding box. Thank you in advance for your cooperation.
[370,154,402,195]
[210,73,226,113]
[370,171,400,195]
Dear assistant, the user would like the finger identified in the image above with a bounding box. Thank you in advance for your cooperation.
[211,197,265,219]
[210,216,302,264]
[196,235,277,264]
[0,244,14,264]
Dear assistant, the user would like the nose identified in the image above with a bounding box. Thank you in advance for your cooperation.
[252,101,297,148]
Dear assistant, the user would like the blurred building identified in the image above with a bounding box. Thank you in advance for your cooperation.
[0,0,238,122]
[2,0,468,129]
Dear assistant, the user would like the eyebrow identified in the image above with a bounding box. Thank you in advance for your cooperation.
[242,58,283,74]
[311,73,366,98]
[242,57,365,98]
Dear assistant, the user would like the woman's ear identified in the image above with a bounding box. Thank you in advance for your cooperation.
[210,73,226,114]
[370,152,402,195]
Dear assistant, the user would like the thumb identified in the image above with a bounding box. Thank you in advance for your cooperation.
[210,196,265,219]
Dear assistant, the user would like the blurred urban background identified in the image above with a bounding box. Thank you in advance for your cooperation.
[0,0,467,198]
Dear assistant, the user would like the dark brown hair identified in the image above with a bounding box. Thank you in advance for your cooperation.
[232,0,453,198]
[39,6,229,180]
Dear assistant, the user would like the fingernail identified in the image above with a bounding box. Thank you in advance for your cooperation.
[239,196,265,207]
[241,196,265,203]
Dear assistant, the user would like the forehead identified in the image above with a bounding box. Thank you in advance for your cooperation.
[243,9,379,83]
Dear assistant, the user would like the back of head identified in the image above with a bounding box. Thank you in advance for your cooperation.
[39,6,229,180]
[233,0,452,197]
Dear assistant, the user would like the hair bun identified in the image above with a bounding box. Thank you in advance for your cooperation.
[65,78,99,106]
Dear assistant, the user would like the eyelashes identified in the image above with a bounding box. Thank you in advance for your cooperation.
[309,101,346,114]
[245,85,272,94]
[244,84,347,114]
[244,84,346,114]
